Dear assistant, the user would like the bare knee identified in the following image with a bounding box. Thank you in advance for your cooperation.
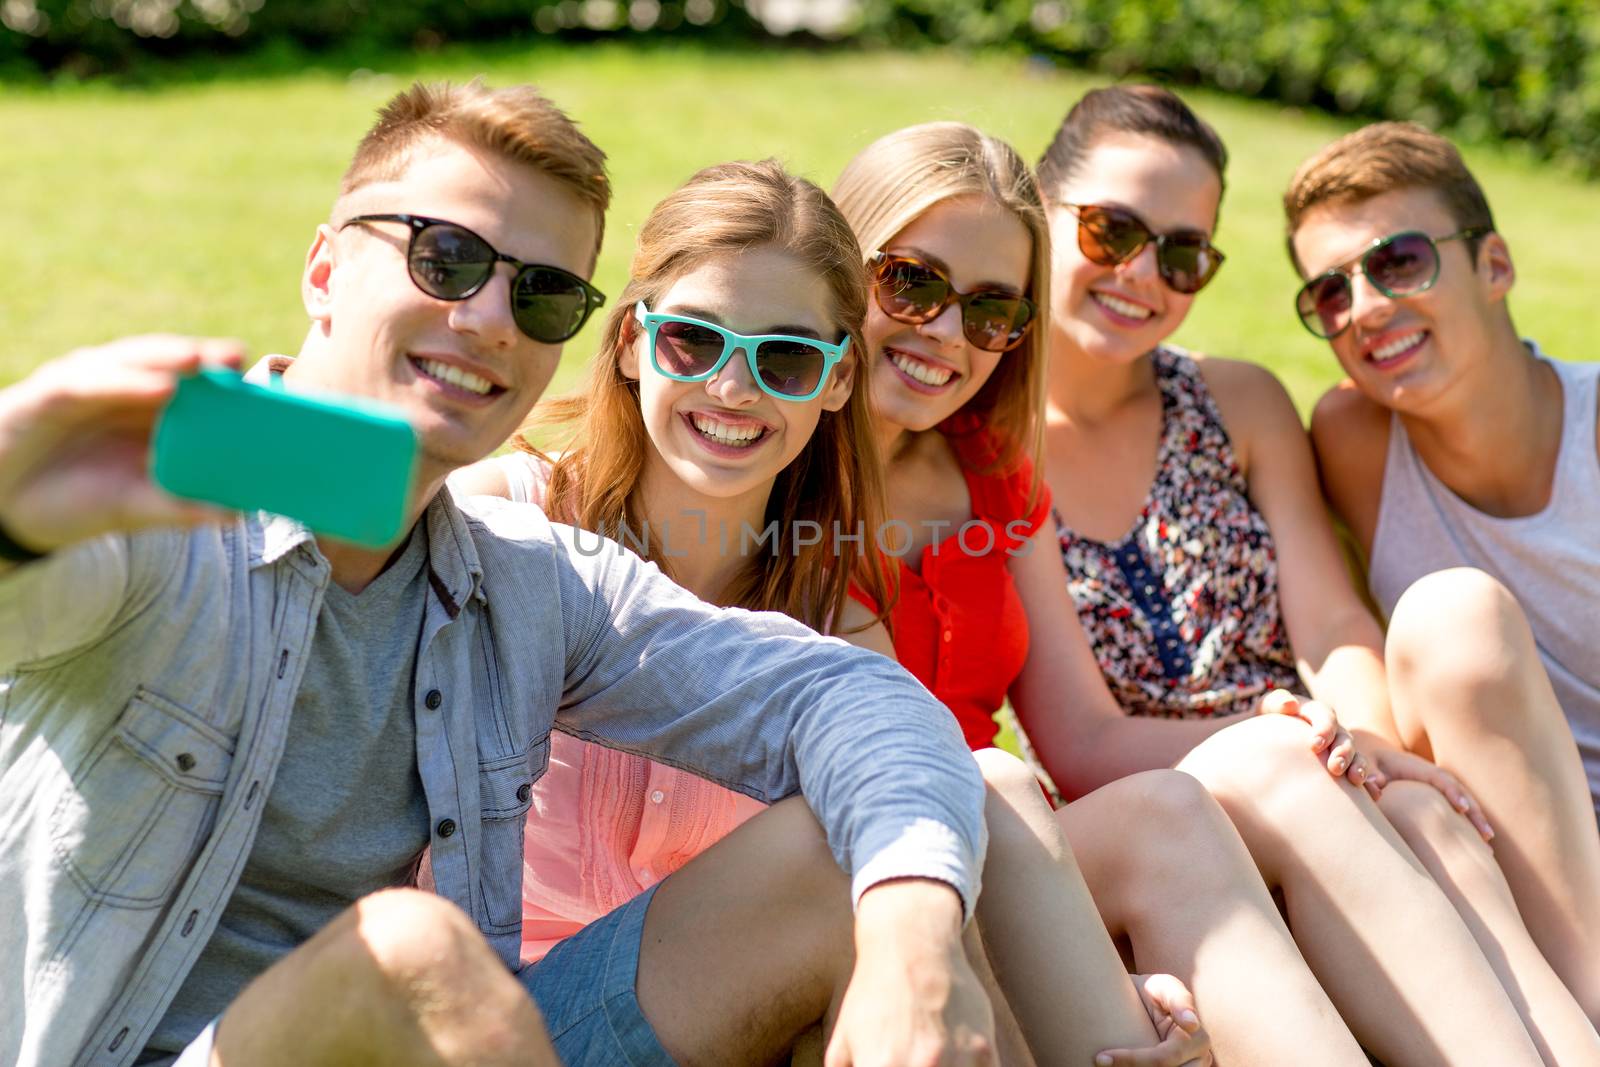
[351,890,532,1041]
[265,889,540,1064]
[1388,569,1534,699]
[976,747,1074,870]
[351,888,484,987]
[1097,770,1242,885]
[1379,780,1492,859]
[1178,715,1341,813]
[976,747,1040,801]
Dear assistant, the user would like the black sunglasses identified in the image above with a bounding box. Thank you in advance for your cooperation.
[1059,203,1224,295]
[340,213,606,344]
[1294,228,1487,339]
[869,251,1036,353]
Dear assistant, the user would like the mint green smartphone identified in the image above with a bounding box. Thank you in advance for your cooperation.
[152,366,419,547]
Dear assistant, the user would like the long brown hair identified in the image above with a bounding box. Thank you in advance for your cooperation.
[523,159,893,633]
[832,121,1049,489]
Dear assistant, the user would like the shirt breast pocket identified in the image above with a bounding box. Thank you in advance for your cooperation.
[50,687,234,908]
[476,736,546,932]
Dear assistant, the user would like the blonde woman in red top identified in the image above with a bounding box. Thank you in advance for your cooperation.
[832,120,1556,1066]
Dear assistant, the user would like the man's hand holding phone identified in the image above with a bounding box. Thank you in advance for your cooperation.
[0,336,245,567]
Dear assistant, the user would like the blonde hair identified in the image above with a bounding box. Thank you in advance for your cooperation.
[338,79,610,259]
[525,159,893,633]
[832,121,1049,486]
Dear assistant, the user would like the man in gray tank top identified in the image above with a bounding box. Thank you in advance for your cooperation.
[1286,122,1600,823]
[1284,122,1600,1018]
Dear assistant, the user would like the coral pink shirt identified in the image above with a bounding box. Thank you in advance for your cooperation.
[460,453,767,963]
[520,732,766,962]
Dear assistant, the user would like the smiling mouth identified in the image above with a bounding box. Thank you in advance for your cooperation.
[1090,291,1155,322]
[410,356,502,397]
[688,412,770,449]
[887,348,957,388]
[1367,331,1426,367]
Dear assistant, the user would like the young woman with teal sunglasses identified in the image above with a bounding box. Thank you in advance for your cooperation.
[452,159,1241,1066]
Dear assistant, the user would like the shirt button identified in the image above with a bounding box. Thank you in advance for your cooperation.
[424,689,443,710]
[943,630,952,642]
[650,789,665,804]
[517,783,532,803]
[436,818,457,839]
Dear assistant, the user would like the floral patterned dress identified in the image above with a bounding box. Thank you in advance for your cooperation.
[1057,347,1300,719]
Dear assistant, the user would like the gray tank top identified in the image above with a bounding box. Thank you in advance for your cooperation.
[1369,345,1600,819]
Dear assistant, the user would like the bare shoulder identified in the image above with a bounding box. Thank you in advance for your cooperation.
[1189,354,1304,469]
[1309,380,1390,553]
[835,604,898,659]
[448,455,513,499]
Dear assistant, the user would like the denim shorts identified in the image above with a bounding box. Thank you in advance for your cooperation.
[519,883,676,1066]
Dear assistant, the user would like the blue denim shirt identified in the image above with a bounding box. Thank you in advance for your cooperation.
[0,491,985,1067]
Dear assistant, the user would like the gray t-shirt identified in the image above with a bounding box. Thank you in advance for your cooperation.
[141,526,433,1061]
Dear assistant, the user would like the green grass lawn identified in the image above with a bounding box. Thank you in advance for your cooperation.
[3,39,1596,406]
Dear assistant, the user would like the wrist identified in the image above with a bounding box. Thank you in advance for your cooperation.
[855,879,964,954]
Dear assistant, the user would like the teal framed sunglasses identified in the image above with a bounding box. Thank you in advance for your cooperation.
[634,302,849,402]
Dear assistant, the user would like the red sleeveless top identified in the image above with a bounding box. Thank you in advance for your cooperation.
[857,425,1051,750]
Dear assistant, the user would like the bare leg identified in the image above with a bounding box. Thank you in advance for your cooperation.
[212,888,558,1067]
[1386,567,1600,1023]
[636,797,854,1066]
[1178,714,1543,1067]
[970,748,1153,1064]
[1054,768,1367,1067]
[964,920,1038,1067]
[639,780,1160,1066]
[786,926,1032,1067]
[1379,781,1600,1065]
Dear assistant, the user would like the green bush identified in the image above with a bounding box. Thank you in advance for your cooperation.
[857,0,1600,174]
[0,0,758,79]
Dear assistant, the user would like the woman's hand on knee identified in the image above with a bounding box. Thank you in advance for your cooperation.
[1370,746,1494,841]
[1257,690,1380,799]
[1094,973,1211,1067]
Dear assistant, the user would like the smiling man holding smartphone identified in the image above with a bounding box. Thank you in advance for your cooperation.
[0,81,994,1067]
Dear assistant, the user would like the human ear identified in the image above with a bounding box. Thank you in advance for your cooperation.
[301,224,339,326]
[820,346,856,413]
[1477,231,1515,303]
[618,317,642,380]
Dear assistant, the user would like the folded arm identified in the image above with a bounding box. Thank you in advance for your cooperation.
[550,523,987,913]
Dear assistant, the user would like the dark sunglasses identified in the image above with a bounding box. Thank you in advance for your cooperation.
[1294,228,1488,339]
[1060,203,1224,295]
[869,252,1036,353]
[634,303,848,402]
[340,213,606,344]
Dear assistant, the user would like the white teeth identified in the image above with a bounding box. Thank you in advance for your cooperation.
[1371,332,1424,361]
[417,358,494,395]
[1092,291,1155,321]
[889,351,954,386]
[690,413,764,446]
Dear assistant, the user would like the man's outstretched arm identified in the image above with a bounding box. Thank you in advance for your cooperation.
[0,336,241,666]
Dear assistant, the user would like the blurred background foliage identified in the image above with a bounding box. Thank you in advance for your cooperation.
[7,0,1600,175]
